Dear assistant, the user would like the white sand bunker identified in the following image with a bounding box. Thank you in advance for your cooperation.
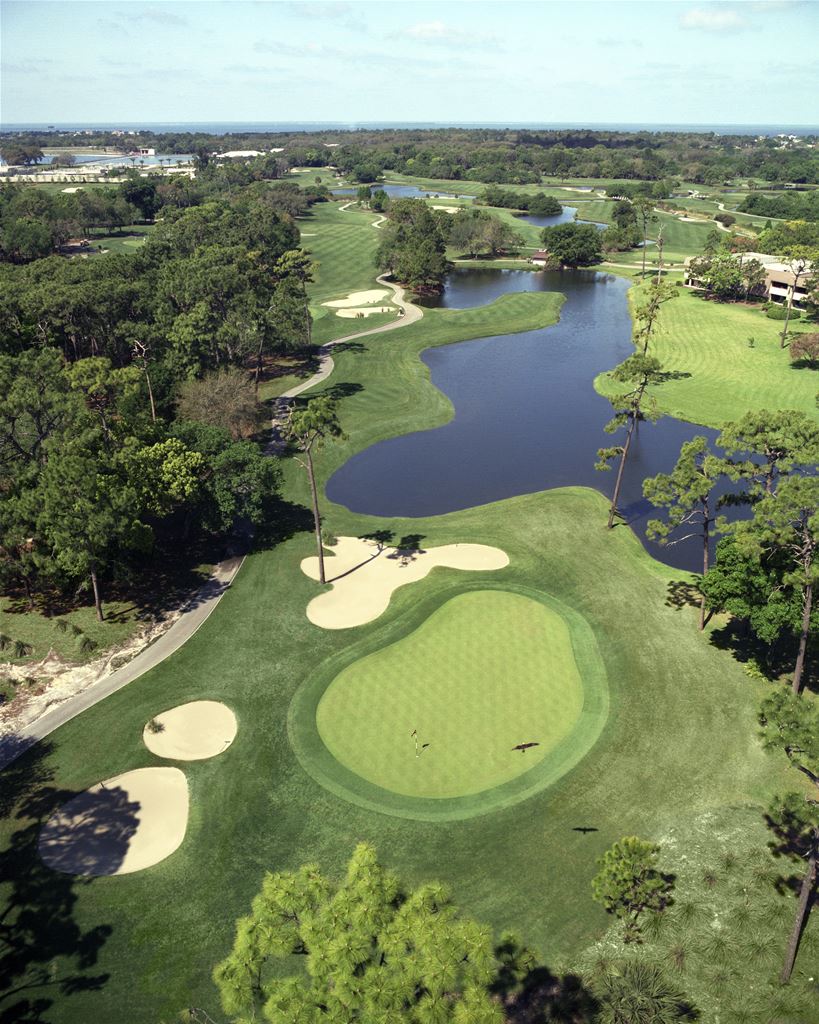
[432,204,459,213]
[322,289,389,308]
[301,536,509,629]
[38,767,188,876]
[61,186,84,193]
[335,305,395,319]
[143,700,237,760]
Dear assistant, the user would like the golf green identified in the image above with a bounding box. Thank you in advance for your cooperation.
[301,588,607,817]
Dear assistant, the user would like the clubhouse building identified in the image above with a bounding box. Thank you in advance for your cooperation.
[684,252,814,308]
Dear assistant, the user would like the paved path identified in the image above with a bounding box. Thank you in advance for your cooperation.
[1,270,422,766]
[0,539,247,770]
[271,274,422,406]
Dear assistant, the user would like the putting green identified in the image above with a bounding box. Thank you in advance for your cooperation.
[291,586,609,820]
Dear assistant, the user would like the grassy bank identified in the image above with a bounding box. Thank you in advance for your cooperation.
[596,283,819,427]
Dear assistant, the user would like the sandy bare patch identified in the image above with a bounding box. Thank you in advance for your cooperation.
[322,289,389,308]
[38,767,188,875]
[335,305,395,319]
[143,700,237,760]
[61,186,84,193]
[301,536,509,629]
[431,205,459,213]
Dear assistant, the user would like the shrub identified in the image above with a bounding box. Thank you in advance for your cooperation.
[790,333,819,366]
[714,212,735,227]
[766,305,799,321]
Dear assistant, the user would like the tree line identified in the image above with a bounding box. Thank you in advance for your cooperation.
[0,181,321,621]
[6,126,819,186]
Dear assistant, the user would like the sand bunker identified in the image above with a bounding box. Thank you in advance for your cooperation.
[322,289,389,308]
[301,536,509,629]
[61,186,83,193]
[335,305,395,319]
[143,700,237,760]
[38,767,188,876]
[431,205,460,213]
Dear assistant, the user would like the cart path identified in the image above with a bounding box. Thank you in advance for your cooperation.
[0,276,422,768]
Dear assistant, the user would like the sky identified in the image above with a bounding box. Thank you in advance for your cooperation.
[2,0,819,127]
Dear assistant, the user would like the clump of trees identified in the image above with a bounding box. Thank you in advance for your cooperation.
[449,208,524,259]
[481,186,562,217]
[686,251,766,301]
[213,842,505,1023]
[376,198,450,291]
[540,222,603,267]
[0,350,280,620]
[212,841,696,1024]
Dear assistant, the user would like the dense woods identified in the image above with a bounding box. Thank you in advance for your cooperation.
[0,173,320,621]
[4,126,819,185]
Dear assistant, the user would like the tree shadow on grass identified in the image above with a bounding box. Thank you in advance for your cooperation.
[491,934,600,1023]
[252,496,315,552]
[322,381,364,402]
[763,806,817,975]
[0,736,114,1023]
[707,619,817,694]
[331,341,367,355]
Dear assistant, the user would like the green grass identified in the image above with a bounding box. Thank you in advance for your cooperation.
[596,284,819,428]
[2,205,815,1023]
[92,224,153,254]
[0,598,138,668]
[299,202,387,344]
[317,590,584,799]
[305,588,601,809]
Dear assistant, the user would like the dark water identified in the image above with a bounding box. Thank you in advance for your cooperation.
[327,268,734,573]
[517,207,607,230]
[332,184,475,200]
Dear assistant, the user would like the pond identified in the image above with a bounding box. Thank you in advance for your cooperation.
[516,207,608,230]
[326,268,738,573]
[332,183,475,199]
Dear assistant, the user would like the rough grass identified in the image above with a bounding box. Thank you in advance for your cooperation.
[595,283,819,428]
[578,808,819,1021]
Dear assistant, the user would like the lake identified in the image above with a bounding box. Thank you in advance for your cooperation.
[326,268,738,573]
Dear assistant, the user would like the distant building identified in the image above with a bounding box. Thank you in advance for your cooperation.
[529,250,551,266]
[216,150,264,159]
[684,251,814,308]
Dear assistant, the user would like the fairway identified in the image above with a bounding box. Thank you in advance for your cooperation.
[317,591,584,799]
[596,284,819,428]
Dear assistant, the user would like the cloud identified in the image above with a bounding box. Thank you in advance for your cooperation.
[405,20,449,40]
[679,7,751,31]
[128,8,188,27]
[97,4,188,35]
[398,19,501,51]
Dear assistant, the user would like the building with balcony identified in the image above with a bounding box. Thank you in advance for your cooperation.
[684,251,813,308]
